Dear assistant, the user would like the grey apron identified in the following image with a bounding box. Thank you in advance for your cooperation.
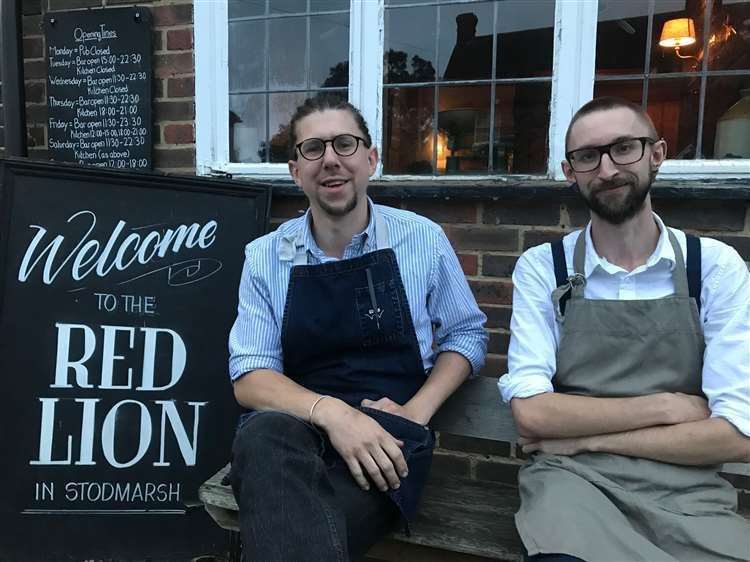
[517,229,750,562]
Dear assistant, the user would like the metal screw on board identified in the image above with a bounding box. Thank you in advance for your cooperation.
[49,17,56,25]
[134,12,141,22]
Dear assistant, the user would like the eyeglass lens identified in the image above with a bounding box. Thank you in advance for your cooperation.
[300,134,359,160]
[570,139,646,172]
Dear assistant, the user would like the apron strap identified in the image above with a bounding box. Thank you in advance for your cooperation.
[667,229,690,298]
[686,233,702,314]
[551,231,587,323]
[279,204,391,266]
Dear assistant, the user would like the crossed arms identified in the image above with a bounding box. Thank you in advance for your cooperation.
[512,391,750,465]
[505,240,750,466]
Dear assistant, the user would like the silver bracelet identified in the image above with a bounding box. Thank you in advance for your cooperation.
[308,395,330,425]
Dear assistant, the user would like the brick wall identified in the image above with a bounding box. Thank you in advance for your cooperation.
[273,191,750,562]
[15,0,195,172]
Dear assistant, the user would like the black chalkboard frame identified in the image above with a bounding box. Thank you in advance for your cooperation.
[0,158,272,560]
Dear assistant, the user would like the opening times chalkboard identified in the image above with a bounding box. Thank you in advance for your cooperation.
[45,8,152,170]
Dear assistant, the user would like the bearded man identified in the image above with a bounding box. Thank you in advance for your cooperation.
[500,96,750,562]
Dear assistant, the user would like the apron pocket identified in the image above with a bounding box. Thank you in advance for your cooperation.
[355,280,405,346]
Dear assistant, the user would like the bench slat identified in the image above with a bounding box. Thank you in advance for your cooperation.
[430,376,518,442]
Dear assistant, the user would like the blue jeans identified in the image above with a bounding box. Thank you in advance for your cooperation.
[230,411,400,562]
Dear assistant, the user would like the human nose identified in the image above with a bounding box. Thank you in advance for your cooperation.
[597,151,618,179]
[317,140,339,166]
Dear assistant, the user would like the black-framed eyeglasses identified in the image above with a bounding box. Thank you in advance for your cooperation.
[566,137,658,173]
[295,134,368,161]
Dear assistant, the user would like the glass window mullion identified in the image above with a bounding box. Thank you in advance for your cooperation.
[642,0,656,107]
[695,0,714,159]
[487,0,499,173]
[432,5,440,174]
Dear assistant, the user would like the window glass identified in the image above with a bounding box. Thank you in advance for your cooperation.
[703,76,750,159]
[439,2,494,81]
[384,6,437,84]
[495,0,555,78]
[383,86,435,174]
[596,0,750,160]
[228,2,349,163]
[229,0,265,19]
[269,18,307,90]
[383,0,554,175]
[310,13,349,88]
[707,0,750,71]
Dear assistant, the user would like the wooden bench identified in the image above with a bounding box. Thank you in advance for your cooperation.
[199,376,750,561]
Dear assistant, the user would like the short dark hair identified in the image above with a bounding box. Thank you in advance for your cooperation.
[565,97,658,152]
[288,94,372,160]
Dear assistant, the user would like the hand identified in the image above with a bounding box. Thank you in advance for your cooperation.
[314,398,408,492]
[518,435,593,456]
[661,392,711,425]
[360,397,425,425]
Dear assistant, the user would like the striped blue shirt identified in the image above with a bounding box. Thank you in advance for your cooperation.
[228,200,487,381]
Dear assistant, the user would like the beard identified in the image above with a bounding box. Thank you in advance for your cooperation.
[579,171,653,225]
[316,188,359,217]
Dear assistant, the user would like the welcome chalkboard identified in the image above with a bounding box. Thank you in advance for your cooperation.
[45,7,152,170]
[0,159,270,559]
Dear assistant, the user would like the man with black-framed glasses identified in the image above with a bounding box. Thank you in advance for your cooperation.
[500,96,750,561]
[226,94,487,561]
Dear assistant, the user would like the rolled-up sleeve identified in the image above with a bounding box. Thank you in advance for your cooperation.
[701,243,750,437]
[429,228,488,376]
[498,248,557,403]
[228,242,284,381]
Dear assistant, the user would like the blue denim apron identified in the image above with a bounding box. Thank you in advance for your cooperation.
[278,208,435,524]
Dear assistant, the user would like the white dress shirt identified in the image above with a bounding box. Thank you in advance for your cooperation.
[499,213,750,437]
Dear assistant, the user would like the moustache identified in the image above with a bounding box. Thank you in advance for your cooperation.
[595,176,636,192]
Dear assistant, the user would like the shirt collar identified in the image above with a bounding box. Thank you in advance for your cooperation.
[300,197,377,260]
[583,212,676,277]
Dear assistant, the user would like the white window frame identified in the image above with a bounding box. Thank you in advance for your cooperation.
[195,0,750,181]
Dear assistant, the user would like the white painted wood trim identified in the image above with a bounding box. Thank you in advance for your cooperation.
[225,162,290,176]
[658,159,750,179]
[548,0,597,181]
[350,0,385,178]
[195,0,229,175]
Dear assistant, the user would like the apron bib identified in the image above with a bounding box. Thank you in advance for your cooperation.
[517,230,750,561]
[280,208,435,523]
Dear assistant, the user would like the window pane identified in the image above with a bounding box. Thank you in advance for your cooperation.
[384,6,437,84]
[229,20,266,92]
[437,85,491,174]
[704,77,750,159]
[495,0,555,78]
[311,13,349,88]
[268,92,307,162]
[494,82,551,174]
[230,94,266,163]
[646,77,700,159]
[386,0,451,5]
[650,1,702,74]
[269,17,307,90]
[439,2,494,81]
[270,0,306,15]
[229,0,265,19]
[383,87,435,174]
[311,0,349,10]
[708,0,750,71]
[596,0,650,76]
[594,79,643,105]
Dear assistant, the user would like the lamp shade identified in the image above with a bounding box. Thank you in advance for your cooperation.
[659,18,697,48]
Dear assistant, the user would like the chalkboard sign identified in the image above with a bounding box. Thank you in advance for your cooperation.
[45,8,152,170]
[0,159,270,559]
